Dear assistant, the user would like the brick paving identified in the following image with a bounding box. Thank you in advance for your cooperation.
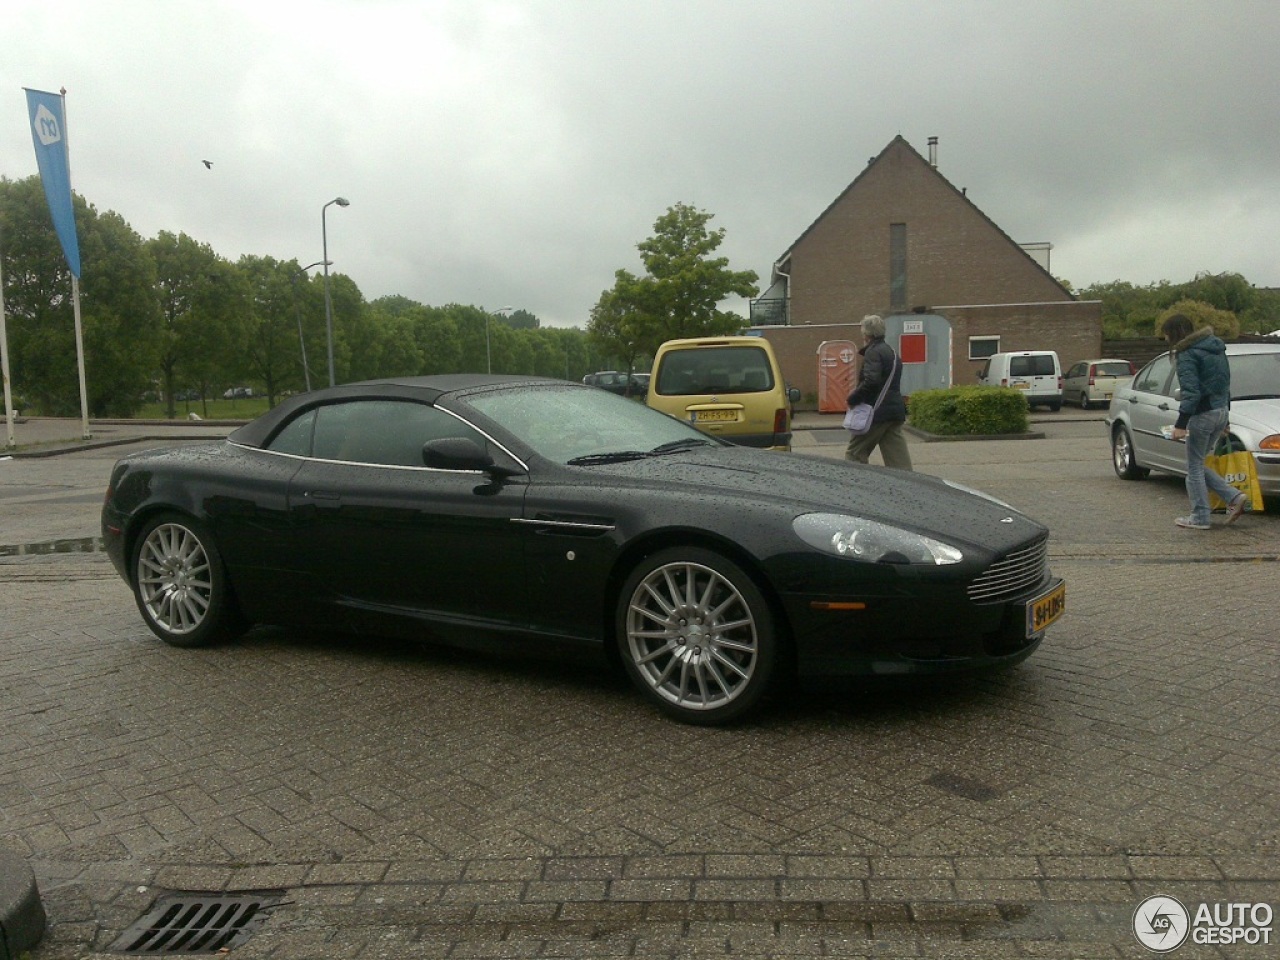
[1,417,1276,957]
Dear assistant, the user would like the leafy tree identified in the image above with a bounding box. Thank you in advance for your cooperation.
[409,306,464,374]
[589,202,759,360]
[501,308,539,330]
[237,255,319,404]
[149,231,247,417]
[1,176,159,416]
[1156,299,1240,339]
[79,208,163,416]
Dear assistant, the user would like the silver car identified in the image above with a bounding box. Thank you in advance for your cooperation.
[1062,358,1134,409]
[1107,342,1280,504]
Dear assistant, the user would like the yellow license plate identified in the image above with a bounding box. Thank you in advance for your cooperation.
[1012,382,1030,389]
[1026,580,1065,637]
[692,410,737,422]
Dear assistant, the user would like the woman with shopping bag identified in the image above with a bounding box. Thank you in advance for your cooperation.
[1160,313,1250,529]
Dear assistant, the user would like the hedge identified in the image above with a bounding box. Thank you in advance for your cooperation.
[908,385,1030,435]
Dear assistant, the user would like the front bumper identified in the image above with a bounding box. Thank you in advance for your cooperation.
[784,576,1062,678]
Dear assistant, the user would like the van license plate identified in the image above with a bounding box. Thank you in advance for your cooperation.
[1025,580,1066,637]
[692,410,737,422]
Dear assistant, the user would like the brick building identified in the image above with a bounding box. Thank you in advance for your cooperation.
[749,136,1102,406]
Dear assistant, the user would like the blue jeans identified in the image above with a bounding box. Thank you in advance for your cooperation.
[1184,407,1240,524]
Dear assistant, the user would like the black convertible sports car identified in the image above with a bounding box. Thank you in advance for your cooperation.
[102,375,1065,724]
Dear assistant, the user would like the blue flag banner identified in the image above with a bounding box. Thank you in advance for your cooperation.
[25,88,81,278]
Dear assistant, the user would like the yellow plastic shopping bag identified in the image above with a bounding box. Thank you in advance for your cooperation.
[1205,449,1265,514]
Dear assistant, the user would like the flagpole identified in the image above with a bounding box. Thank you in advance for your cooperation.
[61,88,91,440]
[0,217,15,450]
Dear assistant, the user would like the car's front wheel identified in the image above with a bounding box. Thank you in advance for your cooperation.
[132,514,245,647]
[617,547,777,725]
[1112,425,1150,480]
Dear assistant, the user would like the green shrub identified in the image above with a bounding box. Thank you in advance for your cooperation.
[908,386,1029,435]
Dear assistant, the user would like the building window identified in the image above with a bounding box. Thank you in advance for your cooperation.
[889,223,907,310]
[969,336,1000,360]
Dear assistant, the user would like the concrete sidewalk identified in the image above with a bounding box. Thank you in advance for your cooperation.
[2,416,239,458]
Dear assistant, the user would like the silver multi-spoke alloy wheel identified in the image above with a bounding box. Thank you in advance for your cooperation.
[137,521,213,636]
[620,548,775,723]
[1112,425,1147,480]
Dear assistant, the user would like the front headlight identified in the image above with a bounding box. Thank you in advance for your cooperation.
[793,513,964,566]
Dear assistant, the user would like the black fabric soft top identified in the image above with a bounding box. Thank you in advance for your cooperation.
[228,374,556,449]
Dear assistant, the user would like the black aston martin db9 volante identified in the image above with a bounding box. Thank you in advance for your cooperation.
[102,375,1064,724]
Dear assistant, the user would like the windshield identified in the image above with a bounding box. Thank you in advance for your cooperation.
[461,383,718,465]
[1230,351,1280,400]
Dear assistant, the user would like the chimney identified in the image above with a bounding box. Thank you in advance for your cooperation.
[927,136,938,167]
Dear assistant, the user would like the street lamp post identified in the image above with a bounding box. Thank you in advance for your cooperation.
[292,260,329,393]
[488,306,513,374]
[321,197,350,386]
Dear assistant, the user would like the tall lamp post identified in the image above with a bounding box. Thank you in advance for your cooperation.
[291,260,329,393]
[488,306,513,374]
[321,197,350,386]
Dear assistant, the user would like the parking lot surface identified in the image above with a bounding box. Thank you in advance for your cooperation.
[1,415,1276,957]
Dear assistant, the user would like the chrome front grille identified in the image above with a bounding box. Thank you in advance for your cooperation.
[967,536,1048,604]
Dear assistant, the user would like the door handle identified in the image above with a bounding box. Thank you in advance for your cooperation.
[304,490,342,505]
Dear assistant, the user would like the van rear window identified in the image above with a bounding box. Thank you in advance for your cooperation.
[1010,355,1057,377]
[655,346,775,396]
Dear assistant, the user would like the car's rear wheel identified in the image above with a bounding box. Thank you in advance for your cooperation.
[1112,425,1149,480]
[132,514,244,647]
[617,547,776,725]
[1080,395,1092,410]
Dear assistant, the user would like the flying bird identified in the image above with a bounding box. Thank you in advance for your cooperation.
[201,160,213,169]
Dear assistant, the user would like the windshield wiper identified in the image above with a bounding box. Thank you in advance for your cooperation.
[649,438,713,455]
[566,450,650,466]
[1232,394,1280,402]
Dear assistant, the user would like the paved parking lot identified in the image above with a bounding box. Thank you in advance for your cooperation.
[1,416,1276,957]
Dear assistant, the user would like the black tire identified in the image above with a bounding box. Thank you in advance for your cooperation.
[616,547,777,725]
[1080,395,1092,411]
[1048,400,1062,412]
[131,513,245,647]
[1112,425,1149,480]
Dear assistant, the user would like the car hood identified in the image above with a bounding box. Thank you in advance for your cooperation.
[579,447,1044,554]
[1232,397,1280,435]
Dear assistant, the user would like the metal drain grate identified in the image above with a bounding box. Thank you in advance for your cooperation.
[110,891,284,954]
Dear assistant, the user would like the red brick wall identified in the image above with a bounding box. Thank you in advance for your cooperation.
[763,137,1102,406]
[787,139,1072,326]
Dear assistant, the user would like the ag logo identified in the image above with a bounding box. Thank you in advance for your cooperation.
[1133,894,1190,952]
[33,103,61,146]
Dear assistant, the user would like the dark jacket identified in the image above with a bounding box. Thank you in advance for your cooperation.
[847,337,906,424]
[1172,327,1230,429]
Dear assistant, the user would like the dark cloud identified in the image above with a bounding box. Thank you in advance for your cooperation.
[5,1,1278,329]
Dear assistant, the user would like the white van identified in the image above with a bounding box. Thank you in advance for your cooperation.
[977,351,1063,411]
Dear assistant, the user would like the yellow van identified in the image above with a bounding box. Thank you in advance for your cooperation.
[647,336,798,451]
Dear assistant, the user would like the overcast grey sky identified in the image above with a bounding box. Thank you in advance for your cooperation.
[5,0,1278,327]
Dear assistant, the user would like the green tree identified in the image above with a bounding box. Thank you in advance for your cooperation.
[589,202,759,360]
[1,176,159,416]
[1156,299,1240,339]
[237,255,314,404]
[149,231,246,417]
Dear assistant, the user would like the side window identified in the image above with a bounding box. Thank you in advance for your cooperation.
[266,410,316,456]
[1066,363,1085,379]
[312,400,485,467]
[1133,354,1174,395]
